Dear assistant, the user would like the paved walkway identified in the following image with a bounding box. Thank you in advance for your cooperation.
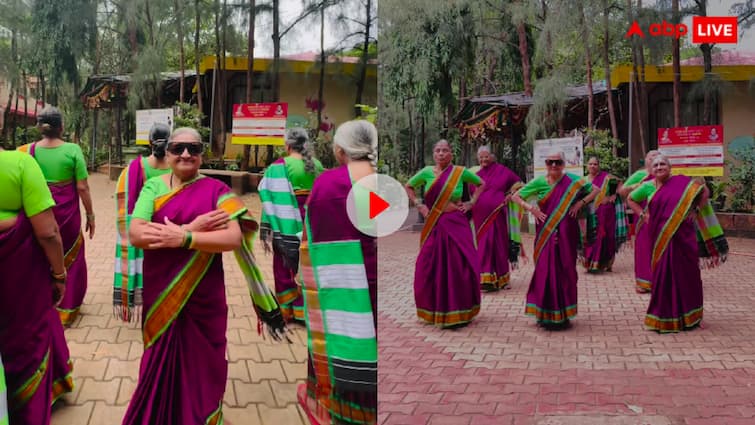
[50,172,308,425]
[378,220,755,425]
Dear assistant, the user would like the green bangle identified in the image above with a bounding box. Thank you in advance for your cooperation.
[182,231,193,249]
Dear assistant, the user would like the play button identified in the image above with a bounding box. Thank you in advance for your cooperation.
[346,173,409,237]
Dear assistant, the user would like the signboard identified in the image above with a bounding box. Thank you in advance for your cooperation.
[231,103,288,145]
[136,109,174,145]
[657,125,724,176]
[533,136,584,179]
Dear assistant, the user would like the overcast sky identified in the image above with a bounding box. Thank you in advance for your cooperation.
[681,0,755,52]
[253,0,375,57]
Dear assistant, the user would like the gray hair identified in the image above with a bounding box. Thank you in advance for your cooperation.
[334,120,378,167]
[477,145,492,155]
[546,149,566,161]
[169,127,202,144]
[286,128,316,174]
[651,153,672,167]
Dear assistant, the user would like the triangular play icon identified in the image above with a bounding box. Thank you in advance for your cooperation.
[369,191,390,219]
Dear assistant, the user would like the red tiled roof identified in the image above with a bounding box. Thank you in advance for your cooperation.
[674,50,755,66]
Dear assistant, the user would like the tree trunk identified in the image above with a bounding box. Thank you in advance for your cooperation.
[579,0,594,129]
[637,0,648,149]
[354,0,371,117]
[517,21,532,96]
[242,0,256,171]
[269,0,280,165]
[317,4,325,136]
[602,0,619,143]
[175,0,185,104]
[195,0,203,115]
[213,0,224,156]
[419,115,425,168]
[698,0,713,125]
[672,0,681,127]
[220,0,228,159]
[628,0,646,154]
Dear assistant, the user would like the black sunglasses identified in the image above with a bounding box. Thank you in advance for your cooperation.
[167,142,205,156]
[545,159,564,166]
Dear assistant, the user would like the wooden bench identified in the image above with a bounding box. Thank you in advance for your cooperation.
[200,169,262,195]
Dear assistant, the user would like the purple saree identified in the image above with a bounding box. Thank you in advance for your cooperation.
[583,171,617,272]
[28,142,88,326]
[525,174,589,325]
[122,177,238,425]
[472,163,521,291]
[415,165,481,327]
[644,175,708,332]
[0,213,73,424]
[634,173,655,292]
[298,165,377,425]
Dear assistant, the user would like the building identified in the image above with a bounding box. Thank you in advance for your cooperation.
[197,52,377,162]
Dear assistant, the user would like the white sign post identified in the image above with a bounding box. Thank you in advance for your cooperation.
[135,109,174,145]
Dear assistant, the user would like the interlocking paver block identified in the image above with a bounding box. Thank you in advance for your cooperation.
[379,228,755,424]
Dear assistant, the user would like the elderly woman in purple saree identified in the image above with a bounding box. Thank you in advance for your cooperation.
[122,128,286,424]
[406,140,486,329]
[297,120,377,425]
[513,151,598,328]
[628,155,727,333]
[471,146,523,291]
[0,149,71,424]
[582,157,628,273]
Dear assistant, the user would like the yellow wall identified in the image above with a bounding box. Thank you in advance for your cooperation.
[721,81,755,178]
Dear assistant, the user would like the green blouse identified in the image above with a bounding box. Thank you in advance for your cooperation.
[629,180,657,203]
[132,175,176,221]
[517,173,592,201]
[141,156,172,181]
[407,166,482,201]
[25,142,88,183]
[0,150,56,220]
[624,169,649,187]
[285,156,324,191]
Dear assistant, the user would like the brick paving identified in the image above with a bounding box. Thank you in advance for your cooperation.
[378,216,755,425]
[50,172,308,425]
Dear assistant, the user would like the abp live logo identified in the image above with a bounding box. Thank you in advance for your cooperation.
[625,16,738,44]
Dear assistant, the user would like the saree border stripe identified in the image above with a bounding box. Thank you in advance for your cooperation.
[651,181,702,270]
[593,175,613,208]
[64,231,84,269]
[116,167,132,320]
[525,303,578,324]
[416,305,481,327]
[57,307,81,326]
[276,286,301,305]
[533,178,586,262]
[420,166,464,247]
[217,193,248,219]
[636,278,652,292]
[142,251,215,348]
[153,176,204,212]
[205,402,223,425]
[481,272,510,290]
[51,360,74,404]
[10,350,49,411]
[476,203,505,240]
[645,307,703,333]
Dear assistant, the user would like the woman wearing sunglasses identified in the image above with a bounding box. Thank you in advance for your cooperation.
[512,150,598,329]
[406,139,487,329]
[627,154,727,333]
[122,127,288,425]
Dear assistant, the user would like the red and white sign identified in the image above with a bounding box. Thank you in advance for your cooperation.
[231,102,288,145]
[657,125,724,176]
[692,16,738,44]
[625,16,738,44]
